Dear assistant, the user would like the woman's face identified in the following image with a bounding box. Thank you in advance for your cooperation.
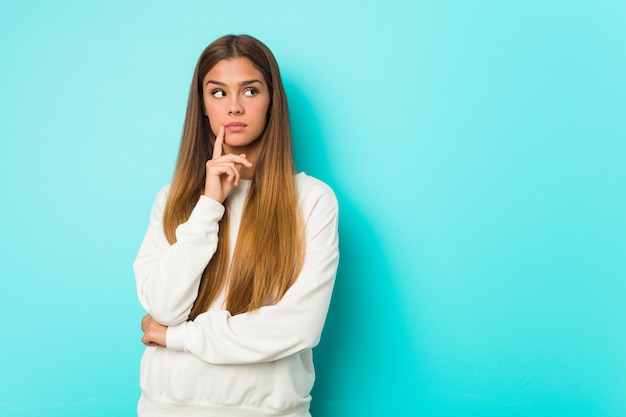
[202,57,271,154]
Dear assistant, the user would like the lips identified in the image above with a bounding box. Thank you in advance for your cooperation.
[225,122,247,132]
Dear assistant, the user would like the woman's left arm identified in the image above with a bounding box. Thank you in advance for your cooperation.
[162,182,339,365]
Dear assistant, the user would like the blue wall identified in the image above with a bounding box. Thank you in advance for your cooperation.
[1,1,624,416]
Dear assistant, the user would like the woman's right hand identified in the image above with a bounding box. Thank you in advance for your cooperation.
[204,126,252,203]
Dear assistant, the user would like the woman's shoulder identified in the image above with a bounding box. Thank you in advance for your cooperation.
[295,172,337,207]
[148,184,172,212]
[296,172,334,193]
[155,183,172,200]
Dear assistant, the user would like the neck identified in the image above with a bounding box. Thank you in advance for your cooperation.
[239,163,255,180]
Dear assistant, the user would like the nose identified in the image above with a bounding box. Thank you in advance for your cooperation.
[228,97,243,115]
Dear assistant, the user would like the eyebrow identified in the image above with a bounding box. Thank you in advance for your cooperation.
[205,79,264,87]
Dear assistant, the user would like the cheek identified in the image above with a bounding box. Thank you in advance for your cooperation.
[204,104,221,130]
[254,101,271,124]
[203,101,215,118]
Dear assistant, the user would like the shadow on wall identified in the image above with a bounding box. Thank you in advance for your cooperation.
[286,79,420,416]
[311,197,420,416]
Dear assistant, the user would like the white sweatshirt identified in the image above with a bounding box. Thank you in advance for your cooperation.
[133,172,339,417]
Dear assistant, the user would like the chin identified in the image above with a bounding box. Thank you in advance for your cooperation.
[226,137,260,149]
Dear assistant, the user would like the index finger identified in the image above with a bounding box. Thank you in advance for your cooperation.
[212,126,225,159]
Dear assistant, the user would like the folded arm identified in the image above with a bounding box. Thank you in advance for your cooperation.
[165,184,339,364]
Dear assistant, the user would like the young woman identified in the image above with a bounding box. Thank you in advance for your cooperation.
[133,35,339,417]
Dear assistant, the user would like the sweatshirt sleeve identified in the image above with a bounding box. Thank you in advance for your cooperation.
[133,186,225,326]
[165,182,339,365]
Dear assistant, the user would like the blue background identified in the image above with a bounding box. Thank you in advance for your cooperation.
[1,1,625,416]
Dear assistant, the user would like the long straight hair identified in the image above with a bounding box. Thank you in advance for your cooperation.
[162,35,303,317]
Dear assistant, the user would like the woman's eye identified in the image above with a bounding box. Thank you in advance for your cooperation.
[212,90,225,98]
[243,88,258,97]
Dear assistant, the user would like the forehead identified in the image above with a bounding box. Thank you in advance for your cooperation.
[203,57,266,85]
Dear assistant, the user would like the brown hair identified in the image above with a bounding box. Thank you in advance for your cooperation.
[162,35,303,317]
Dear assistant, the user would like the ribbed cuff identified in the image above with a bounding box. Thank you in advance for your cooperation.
[166,322,187,352]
